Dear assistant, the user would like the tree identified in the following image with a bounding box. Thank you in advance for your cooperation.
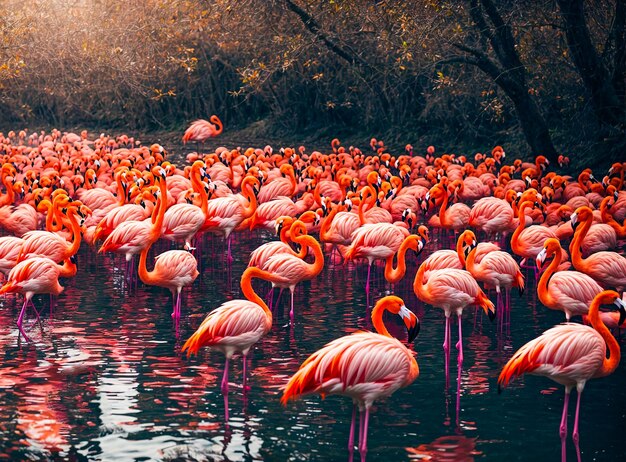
[441,0,558,161]
[556,0,625,128]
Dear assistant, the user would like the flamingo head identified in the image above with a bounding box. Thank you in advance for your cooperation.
[377,295,420,343]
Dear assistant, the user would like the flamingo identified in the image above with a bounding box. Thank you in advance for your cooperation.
[161,161,208,250]
[137,169,199,320]
[498,291,625,461]
[0,257,70,341]
[344,222,409,294]
[202,175,260,263]
[462,230,524,320]
[414,256,495,379]
[182,116,223,151]
[260,223,324,320]
[570,206,626,296]
[281,295,419,460]
[182,266,289,395]
[536,238,603,321]
[468,196,515,239]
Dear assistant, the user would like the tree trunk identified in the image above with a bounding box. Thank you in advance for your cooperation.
[557,0,624,126]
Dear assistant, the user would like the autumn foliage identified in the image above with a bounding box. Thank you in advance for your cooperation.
[0,0,623,163]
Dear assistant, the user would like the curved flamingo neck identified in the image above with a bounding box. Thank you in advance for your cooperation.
[600,197,625,234]
[210,115,223,135]
[293,234,324,276]
[191,167,208,217]
[588,297,621,377]
[438,188,450,227]
[570,213,592,268]
[511,201,530,250]
[287,168,297,196]
[384,235,416,284]
[59,258,77,278]
[456,234,467,267]
[1,173,14,206]
[371,301,393,337]
[320,206,340,243]
[537,248,560,307]
[64,208,83,257]
[240,177,258,219]
[115,171,126,206]
[358,186,375,225]
[413,262,427,300]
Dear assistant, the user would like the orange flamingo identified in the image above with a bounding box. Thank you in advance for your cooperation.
[498,291,625,461]
[281,295,419,460]
[570,206,626,296]
[183,266,289,394]
[536,238,603,321]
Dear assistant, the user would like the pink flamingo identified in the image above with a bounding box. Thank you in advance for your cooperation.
[182,266,289,396]
[182,116,223,151]
[536,238,603,321]
[414,257,495,379]
[462,230,524,320]
[202,175,260,263]
[161,161,208,250]
[281,295,419,460]
[498,291,625,461]
[137,170,199,320]
[469,196,515,239]
[571,206,626,296]
[256,164,297,203]
[0,257,71,341]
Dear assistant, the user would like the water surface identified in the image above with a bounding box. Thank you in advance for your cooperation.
[0,233,624,461]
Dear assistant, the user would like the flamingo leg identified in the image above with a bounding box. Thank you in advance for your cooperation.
[17,298,30,342]
[572,389,583,455]
[227,236,233,264]
[347,404,357,453]
[560,387,571,462]
[443,316,451,387]
[289,288,295,322]
[221,358,230,394]
[359,406,371,460]
[365,263,372,294]
[456,314,464,366]
[242,353,251,393]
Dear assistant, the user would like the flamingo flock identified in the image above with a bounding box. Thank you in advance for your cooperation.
[0,124,624,461]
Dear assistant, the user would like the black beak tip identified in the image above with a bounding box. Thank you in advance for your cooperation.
[619,308,626,327]
[407,322,420,343]
[572,221,579,231]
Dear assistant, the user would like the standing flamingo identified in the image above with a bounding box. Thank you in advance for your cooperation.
[183,266,290,395]
[498,291,625,461]
[414,257,495,380]
[461,230,524,321]
[281,295,419,460]
[536,238,603,321]
[0,257,67,341]
[182,116,223,151]
[203,175,260,263]
[570,206,626,296]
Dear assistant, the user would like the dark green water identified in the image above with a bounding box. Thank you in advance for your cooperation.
[0,233,624,461]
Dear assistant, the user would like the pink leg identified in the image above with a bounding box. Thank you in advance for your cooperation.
[242,354,251,393]
[289,288,295,322]
[443,316,450,388]
[227,236,233,264]
[456,314,464,366]
[17,299,30,342]
[221,358,230,394]
[560,388,571,462]
[365,263,372,294]
[347,404,357,452]
[572,389,583,460]
[359,406,370,460]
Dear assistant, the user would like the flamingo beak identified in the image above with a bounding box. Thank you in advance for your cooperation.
[615,298,626,326]
[570,212,579,230]
[399,305,420,343]
[536,247,547,270]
